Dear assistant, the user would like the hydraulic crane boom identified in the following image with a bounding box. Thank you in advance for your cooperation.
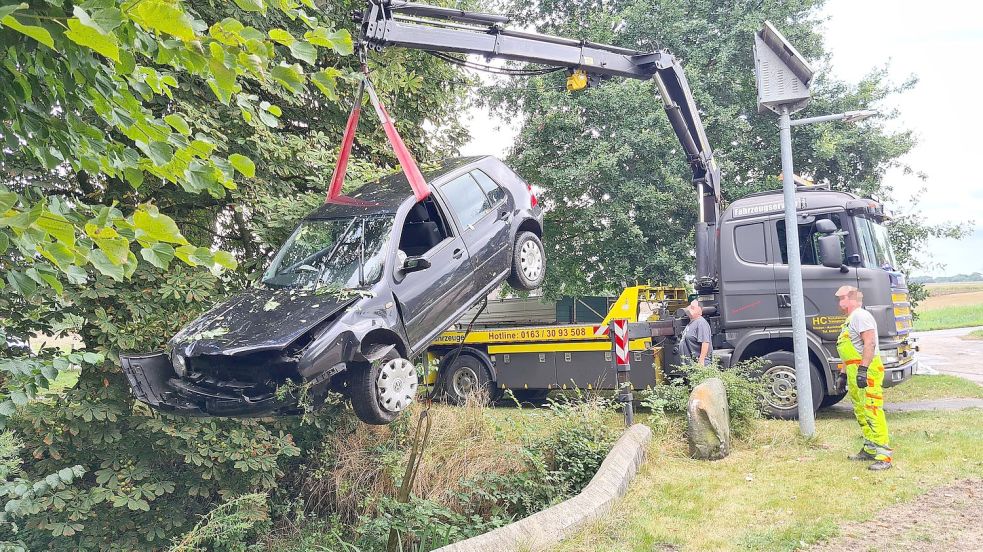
[356,0,722,289]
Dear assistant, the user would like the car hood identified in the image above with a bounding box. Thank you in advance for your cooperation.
[169,287,360,356]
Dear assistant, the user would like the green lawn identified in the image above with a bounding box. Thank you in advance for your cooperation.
[558,408,983,552]
[883,374,983,402]
[913,304,983,331]
[961,329,983,341]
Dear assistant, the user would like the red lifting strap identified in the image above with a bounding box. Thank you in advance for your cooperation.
[326,76,431,205]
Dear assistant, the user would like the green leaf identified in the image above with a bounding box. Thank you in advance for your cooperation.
[0,231,8,254]
[37,210,75,245]
[39,242,75,269]
[228,154,255,178]
[311,68,340,101]
[268,28,294,46]
[288,40,317,65]
[39,272,64,294]
[87,249,124,280]
[270,63,305,93]
[42,364,58,382]
[304,27,353,55]
[65,14,120,62]
[129,0,195,41]
[213,250,238,270]
[232,0,265,13]
[0,400,16,417]
[1,14,54,50]
[132,207,189,245]
[0,4,27,20]
[140,243,175,269]
[0,190,16,213]
[95,236,130,265]
[7,270,37,297]
[9,391,27,406]
[163,114,191,136]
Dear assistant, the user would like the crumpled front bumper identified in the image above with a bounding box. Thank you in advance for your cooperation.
[121,353,291,417]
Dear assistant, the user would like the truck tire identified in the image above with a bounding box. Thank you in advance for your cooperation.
[820,391,847,408]
[440,352,495,405]
[350,350,418,425]
[507,231,545,291]
[756,351,822,420]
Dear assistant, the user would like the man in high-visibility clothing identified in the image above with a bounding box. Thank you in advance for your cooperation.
[834,285,892,470]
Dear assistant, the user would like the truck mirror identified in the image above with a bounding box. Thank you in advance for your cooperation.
[817,234,845,270]
[815,219,837,234]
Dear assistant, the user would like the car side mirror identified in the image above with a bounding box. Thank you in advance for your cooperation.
[817,234,847,272]
[401,256,431,274]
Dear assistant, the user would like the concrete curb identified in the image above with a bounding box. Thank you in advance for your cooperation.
[434,423,652,552]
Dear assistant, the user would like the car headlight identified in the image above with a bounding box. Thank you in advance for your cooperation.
[171,351,187,377]
[880,348,899,365]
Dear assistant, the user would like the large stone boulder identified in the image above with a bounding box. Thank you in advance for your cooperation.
[687,377,731,460]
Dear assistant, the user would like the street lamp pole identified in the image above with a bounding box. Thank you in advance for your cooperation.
[778,106,816,437]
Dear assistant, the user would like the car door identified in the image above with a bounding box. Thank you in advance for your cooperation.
[470,169,513,281]
[391,199,476,352]
[438,172,509,292]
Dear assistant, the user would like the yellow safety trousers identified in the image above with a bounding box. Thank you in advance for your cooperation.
[837,314,892,462]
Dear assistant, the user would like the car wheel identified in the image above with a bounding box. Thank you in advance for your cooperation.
[756,351,822,420]
[441,353,494,405]
[350,350,418,425]
[507,231,545,291]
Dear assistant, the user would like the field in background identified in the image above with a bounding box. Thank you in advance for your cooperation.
[914,282,983,331]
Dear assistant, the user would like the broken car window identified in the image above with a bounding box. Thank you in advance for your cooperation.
[262,216,393,289]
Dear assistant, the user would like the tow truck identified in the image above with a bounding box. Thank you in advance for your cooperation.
[356,0,917,418]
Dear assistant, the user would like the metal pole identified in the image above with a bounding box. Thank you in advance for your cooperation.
[779,106,816,437]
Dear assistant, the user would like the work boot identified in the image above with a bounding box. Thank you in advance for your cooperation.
[868,460,892,471]
[848,449,876,461]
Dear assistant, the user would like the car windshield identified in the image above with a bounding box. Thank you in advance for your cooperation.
[854,216,898,270]
[262,216,393,290]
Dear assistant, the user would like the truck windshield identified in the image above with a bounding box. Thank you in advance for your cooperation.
[853,216,897,270]
[262,216,393,289]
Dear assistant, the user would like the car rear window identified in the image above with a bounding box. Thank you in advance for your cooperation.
[440,173,491,228]
[471,170,506,204]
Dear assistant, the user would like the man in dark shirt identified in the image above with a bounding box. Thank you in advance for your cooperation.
[679,300,712,366]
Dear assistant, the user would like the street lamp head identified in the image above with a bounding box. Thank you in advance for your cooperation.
[842,109,878,124]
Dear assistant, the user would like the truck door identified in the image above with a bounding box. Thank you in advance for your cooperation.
[719,219,780,328]
[771,212,857,341]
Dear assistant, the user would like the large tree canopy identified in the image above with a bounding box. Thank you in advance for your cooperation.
[489,0,955,297]
[0,0,472,547]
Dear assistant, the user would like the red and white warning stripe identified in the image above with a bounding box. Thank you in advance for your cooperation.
[593,324,609,337]
[612,319,629,366]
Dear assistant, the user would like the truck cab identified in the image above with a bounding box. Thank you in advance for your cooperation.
[710,188,917,417]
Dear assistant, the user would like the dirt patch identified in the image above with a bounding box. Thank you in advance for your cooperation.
[809,479,983,551]
[924,282,983,297]
[918,291,983,311]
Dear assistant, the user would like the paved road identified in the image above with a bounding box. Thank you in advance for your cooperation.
[912,325,983,385]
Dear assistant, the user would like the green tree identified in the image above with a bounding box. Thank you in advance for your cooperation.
[1,0,471,548]
[489,0,960,297]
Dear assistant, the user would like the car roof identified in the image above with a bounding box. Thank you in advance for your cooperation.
[306,156,491,220]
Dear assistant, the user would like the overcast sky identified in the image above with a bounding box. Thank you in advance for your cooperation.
[459,0,983,277]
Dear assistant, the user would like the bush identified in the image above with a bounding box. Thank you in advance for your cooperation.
[641,359,765,438]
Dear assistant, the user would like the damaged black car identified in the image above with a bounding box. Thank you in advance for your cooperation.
[122,156,545,424]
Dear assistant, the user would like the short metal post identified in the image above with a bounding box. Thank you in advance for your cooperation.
[611,319,634,426]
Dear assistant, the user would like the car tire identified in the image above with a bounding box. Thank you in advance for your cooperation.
[819,391,847,408]
[441,353,494,405]
[756,351,823,420]
[350,349,418,425]
[507,231,545,291]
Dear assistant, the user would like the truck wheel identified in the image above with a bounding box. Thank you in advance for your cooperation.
[350,350,418,425]
[507,231,545,291]
[820,391,847,408]
[757,351,822,420]
[441,353,494,405]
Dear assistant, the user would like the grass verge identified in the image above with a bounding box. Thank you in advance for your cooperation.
[884,374,983,402]
[913,304,983,331]
[557,408,983,552]
[961,329,983,341]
